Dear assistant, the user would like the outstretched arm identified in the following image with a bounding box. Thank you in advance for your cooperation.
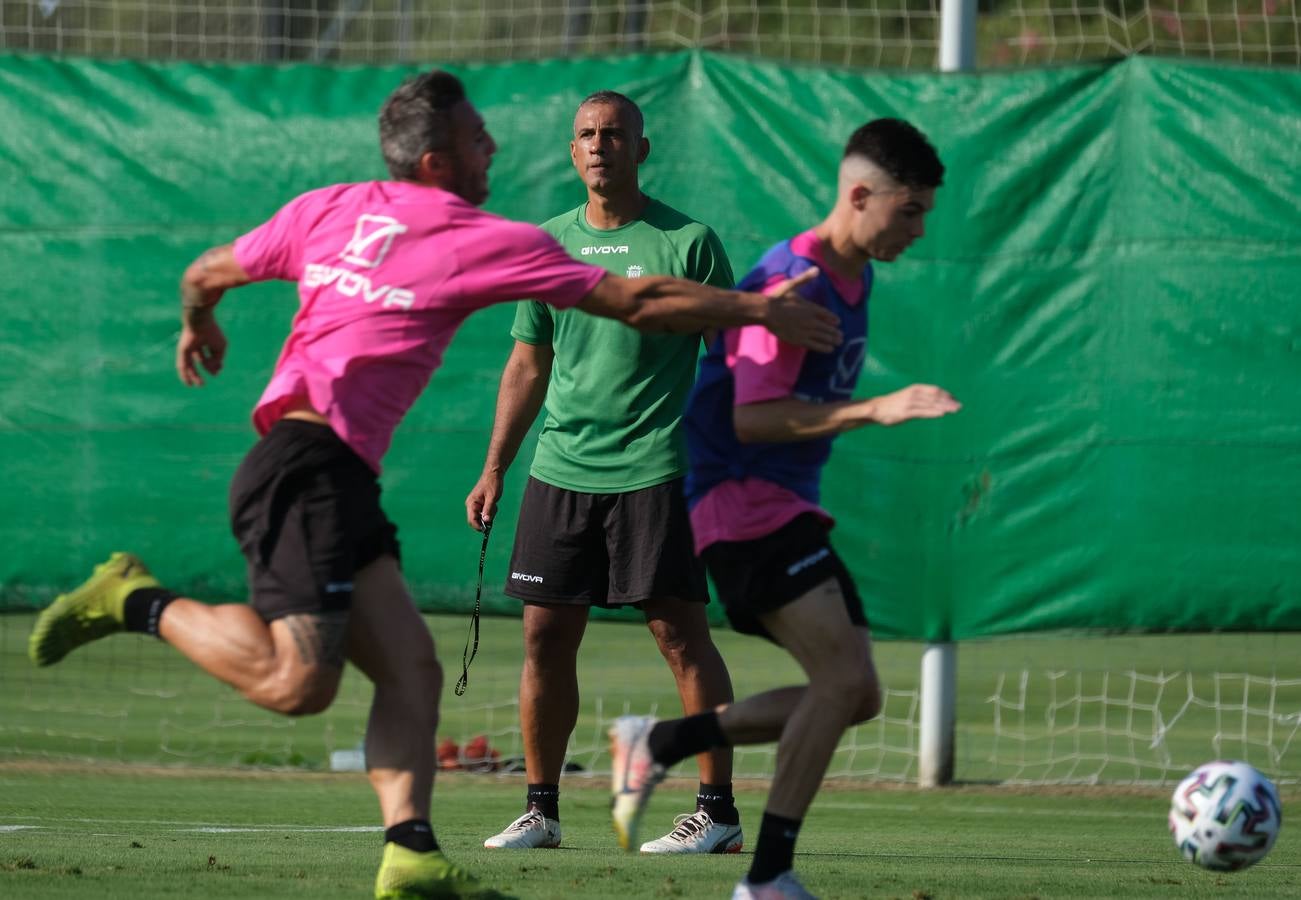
[575,269,843,353]
[464,340,554,531]
[733,385,961,444]
[176,244,252,386]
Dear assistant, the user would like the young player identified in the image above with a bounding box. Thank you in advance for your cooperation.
[608,118,960,900]
[468,91,742,855]
[26,70,842,900]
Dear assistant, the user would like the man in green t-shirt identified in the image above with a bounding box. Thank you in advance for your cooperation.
[465,91,743,856]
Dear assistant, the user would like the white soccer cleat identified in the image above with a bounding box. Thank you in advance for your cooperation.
[482,807,562,849]
[639,810,743,854]
[731,871,818,900]
[608,714,665,851]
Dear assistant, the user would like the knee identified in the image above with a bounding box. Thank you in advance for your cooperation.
[415,651,443,697]
[813,668,881,725]
[397,649,443,710]
[648,620,713,670]
[522,617,583,667]
[652,628,691,667]
[850,676,882,724]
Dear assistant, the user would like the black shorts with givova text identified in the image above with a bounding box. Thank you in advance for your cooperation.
[504,476,707,607]
[701,512,868,641]
[228,419,401,621]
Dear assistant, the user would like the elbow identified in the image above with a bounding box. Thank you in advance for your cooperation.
[179,266,202,294]
[181,261,223,296]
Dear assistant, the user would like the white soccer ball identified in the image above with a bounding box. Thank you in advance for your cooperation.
[1169,760,1282,871]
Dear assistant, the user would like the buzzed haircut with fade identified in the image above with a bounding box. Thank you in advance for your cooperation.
[577,90,644,138]
[844,119,945,190]
[379,70,468,180]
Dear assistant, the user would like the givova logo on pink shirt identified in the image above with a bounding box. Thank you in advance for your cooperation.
[302,213,417,310]
[339,214,408,268]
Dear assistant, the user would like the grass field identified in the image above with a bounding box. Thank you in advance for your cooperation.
[3,612,1300,897]
[4,613,1299,784]
[2,767,1299,899]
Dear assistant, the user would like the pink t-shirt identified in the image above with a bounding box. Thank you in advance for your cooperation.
[689,230,862,553]
[234,181,606,472]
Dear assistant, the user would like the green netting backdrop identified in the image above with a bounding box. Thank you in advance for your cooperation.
[1,52,1298,640]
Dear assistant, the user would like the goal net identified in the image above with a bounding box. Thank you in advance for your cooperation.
[5,614,1297,785]
[1,0,1298,68]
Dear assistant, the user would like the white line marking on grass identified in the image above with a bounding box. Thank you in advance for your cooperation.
[187,826,381,833]
[814,801,1137,819]
[0,816,382,833]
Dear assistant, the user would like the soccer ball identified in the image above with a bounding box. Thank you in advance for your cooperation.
[1168,760,1282,871]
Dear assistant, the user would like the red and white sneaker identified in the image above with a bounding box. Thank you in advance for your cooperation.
[482,807,561,849]
[608,715,666,851]
[731,871,818,899]
[639,810,743,854]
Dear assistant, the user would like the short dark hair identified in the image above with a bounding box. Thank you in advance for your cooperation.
[378,70,467,180]
[844,118,944,190]
[578,90,644,138]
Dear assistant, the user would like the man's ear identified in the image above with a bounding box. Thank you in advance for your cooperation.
[636,136,650,165]
[849,183,872,210]
[416,150,451,184]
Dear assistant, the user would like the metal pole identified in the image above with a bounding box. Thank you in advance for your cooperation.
[917,0,975,795]
[939,0,976,72]
[918,642,957,787]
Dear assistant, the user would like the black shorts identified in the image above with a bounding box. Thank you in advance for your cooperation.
[504,476,707,607]
[228,419,400,621]
[701,513,867,641]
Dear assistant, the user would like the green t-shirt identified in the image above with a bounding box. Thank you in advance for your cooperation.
[512,198,735,493]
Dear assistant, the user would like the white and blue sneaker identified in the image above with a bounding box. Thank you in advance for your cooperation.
[639,810,743,854]
[483,807,561,849]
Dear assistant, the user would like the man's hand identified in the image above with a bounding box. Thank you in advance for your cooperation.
[868,384,961,426]
[761,268,842,353]
[465,470,504,532]
[177,314,228,386]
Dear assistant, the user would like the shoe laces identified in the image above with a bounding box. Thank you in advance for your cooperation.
[667,810,712,840]
[504,808,546,834]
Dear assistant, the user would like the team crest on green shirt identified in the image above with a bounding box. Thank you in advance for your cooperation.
[626,265,644,278]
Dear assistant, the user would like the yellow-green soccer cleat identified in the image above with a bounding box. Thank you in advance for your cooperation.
[28,552,160,666]
[374,843,516,900]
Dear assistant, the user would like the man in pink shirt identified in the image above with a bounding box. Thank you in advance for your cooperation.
[26,70,840,900]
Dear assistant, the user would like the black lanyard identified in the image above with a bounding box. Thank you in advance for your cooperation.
[454,517,492,696]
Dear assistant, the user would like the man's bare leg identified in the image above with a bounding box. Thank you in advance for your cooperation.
[480,602,585,849]
[344,555,441,827]
[643,597,735,785]
[518,602,589,784]
[158,601,346,715]
[751,581,879,818]
[638,596,744,854]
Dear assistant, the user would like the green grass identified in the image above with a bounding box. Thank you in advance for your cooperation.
[2,767,1299,899]
[4,613,1299,784]
[3,613,1301,896]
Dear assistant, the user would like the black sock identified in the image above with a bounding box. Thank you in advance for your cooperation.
[385,819,438,853]
[526,783,560,821]
[122,587,179,638]
[696,782,739,826]
[748,811,801,884]
[647,712,729,768]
